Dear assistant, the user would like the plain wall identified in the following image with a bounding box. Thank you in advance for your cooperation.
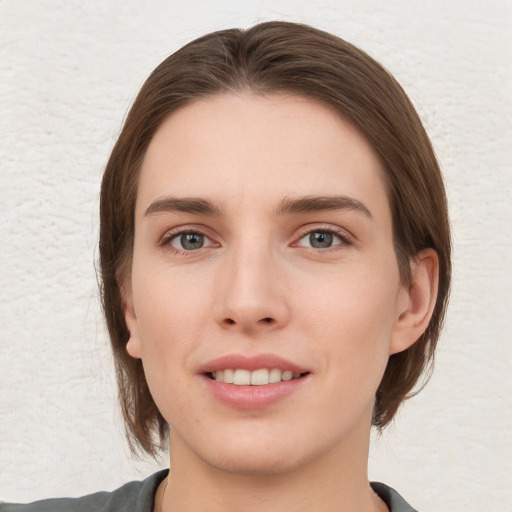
[1,1,511,510]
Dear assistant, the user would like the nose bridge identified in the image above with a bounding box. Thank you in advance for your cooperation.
[217,236,288,330]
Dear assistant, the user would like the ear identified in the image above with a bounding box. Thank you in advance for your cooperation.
[389,248,439,355]
[122,285,143,360]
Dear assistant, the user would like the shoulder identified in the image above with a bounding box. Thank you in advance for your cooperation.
[371,482,420,512]
[0,470,168,512]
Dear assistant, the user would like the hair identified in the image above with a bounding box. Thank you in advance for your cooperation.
[99,21,451,456]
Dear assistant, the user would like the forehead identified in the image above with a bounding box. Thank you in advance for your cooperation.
[137,93,389,217]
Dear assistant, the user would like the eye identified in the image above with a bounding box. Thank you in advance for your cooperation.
[297,230,347,249]
[167,231,214,251]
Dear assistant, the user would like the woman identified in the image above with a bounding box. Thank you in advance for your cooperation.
[2,21,450,512]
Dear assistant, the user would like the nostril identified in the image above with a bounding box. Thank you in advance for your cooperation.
[222,317,274,326]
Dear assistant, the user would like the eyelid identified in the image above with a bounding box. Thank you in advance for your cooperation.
[292,224,354,247]
[157,223,354,253]
[159,224,220,252]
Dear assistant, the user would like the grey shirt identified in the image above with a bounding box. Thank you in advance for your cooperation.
[1,470,418,512]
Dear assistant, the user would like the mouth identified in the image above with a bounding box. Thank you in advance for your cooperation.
[199,354,310,408]
[206,368,309,386]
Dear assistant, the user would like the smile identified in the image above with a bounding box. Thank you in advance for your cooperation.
[208,368,306,386]
[200,354,310,408]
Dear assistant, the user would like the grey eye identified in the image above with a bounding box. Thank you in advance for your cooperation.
[172,233,205,251]
[308,232,333,248]
[297,230,345,249]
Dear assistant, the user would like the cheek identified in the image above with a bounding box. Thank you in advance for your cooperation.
[130,269,210,422]
[287,265,401,436]
[297,264,400,365]
[131,267,211,361]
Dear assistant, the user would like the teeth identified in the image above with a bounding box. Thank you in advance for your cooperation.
[269,368,282,383]
[213,368,303,385]
[250,368,269,385]
[223,369,234,383]
[233,369,251,385]
[281,370,293,381]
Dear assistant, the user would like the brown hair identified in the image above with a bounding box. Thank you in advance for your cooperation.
[99,21,451,455]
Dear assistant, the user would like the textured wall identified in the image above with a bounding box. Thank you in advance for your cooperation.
[1,1,511,510]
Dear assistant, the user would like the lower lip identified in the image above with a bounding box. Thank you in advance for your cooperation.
[201,374,309,409]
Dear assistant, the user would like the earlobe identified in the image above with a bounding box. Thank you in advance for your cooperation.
[389,248,439,355]
[123,290,143,359]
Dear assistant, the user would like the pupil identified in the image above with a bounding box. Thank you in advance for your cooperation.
[182,233,204,250]
[310,232,332,248]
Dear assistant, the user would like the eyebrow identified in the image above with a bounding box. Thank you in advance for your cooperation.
[144,197,223,217]
[144,194,371,218]
[275,195,372,218]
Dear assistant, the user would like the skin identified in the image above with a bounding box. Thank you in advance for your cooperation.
[123,93,438,512]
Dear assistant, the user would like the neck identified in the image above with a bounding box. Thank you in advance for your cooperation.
[159,419,386,512]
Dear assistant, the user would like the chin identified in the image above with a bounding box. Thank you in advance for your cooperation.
[192,426,336,479]
[170,424,305,477]
[208,449,305,477]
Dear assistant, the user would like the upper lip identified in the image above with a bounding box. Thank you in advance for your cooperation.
[198,353,308,374]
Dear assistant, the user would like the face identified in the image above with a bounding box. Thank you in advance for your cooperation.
[124,93,414,476]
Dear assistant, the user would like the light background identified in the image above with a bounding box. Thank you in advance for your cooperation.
[1,1,511,510]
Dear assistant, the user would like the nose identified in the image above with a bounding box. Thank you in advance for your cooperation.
[215,242,290,334]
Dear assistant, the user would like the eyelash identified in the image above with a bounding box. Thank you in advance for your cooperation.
[159,225,353,255]
[294,225,353,252]
[159,228,217,255]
